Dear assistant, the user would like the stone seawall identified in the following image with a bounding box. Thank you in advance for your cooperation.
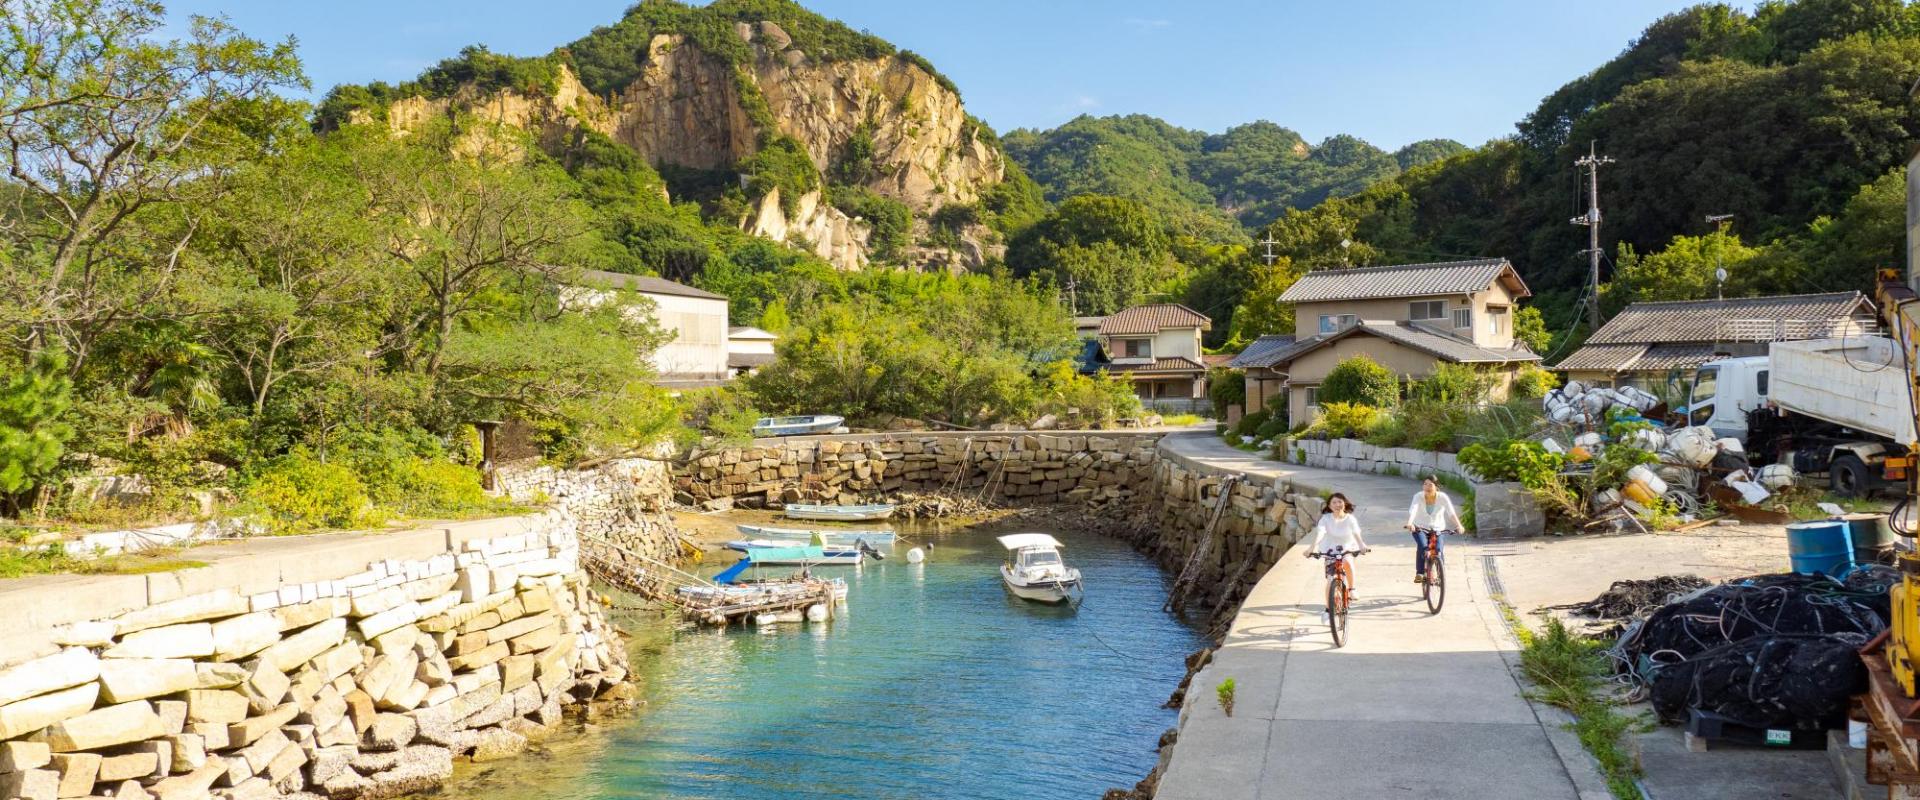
[0,459,685,800]
[1147,442,1314,621]
[673,432,1165,510]
[1284,437,1545,538]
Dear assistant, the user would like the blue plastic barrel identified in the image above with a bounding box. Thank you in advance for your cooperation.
[1785,520,1854,576]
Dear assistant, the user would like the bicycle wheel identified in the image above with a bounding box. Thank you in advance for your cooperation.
[1327,577,1348,648]
[1425,556,1446,615]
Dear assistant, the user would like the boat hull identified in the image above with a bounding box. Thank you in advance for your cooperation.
[783,504,897,522]
[1000,566,1081,604]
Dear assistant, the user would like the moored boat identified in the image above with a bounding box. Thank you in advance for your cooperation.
[752,415,846,437]
[722,538,807,552]
[736,523,896,544]
[783,503,897,522]
[998,533,1082,604]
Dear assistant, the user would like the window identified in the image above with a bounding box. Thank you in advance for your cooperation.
[1123,338,1151,358]
[1756,369,1769,397]
[1305,387,1320,408]
[1452,308,1472,329]
[1409,300,1446,321]
[1489,306,1510,336]
[1318,314,1356,334]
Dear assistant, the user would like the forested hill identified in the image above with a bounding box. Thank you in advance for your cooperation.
[1273,0,1920,343]
[1002,115,1465,238]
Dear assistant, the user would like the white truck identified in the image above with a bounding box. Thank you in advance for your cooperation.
[1690,336,1917,496]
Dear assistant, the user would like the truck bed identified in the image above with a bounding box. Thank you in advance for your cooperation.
[1769,337,1917,445]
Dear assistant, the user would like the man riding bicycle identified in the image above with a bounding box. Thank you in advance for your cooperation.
[1405,475,1464,584]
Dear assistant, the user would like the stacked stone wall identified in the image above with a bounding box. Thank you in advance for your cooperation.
[1284,438,1544,538]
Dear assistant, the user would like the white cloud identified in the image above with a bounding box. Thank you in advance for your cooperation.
[1122,17,1172,30]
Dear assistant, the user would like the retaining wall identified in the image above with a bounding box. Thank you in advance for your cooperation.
[1146,443,1314,618]
[1283,437,1544,537]
[0,458,683,800]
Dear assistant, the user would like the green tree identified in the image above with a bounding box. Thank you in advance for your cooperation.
[0,355,74,512]
[1319,355,1400,407]
[1006,195,1180,314]
[1227,256,1302,342]
[1514,307,1553,352]
[1605,228,1762,312]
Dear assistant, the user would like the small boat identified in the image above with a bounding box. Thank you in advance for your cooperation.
[722,538,807,552]
[753,415,846,437]
[783,503,897,522]
[745,546,862,566]
[736,523,897,544]
[998,533,1082,604]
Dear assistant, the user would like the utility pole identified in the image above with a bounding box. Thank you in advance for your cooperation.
[1064,275,1078,315]
[1570,142,1614,329]
[1706,214,1735,301]
[1258,235,1279,266]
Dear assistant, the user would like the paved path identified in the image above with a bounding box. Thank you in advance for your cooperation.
[1154,433,1603,800]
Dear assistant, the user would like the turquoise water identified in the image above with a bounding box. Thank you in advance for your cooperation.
[447,522,1204,799]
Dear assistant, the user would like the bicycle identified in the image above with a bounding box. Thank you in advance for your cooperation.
[1308,546,1368,648]
[1411,527,1458,614]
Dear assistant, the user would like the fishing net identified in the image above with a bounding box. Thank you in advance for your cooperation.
[1554,575,1713,621]
[1612,567,1896,729]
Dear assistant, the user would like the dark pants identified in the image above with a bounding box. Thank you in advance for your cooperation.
[1413,529,1444,576]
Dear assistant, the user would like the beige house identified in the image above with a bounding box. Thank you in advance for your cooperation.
[1249,258,1541,423]
[727,326,778,377]
[1082,304,1212,412]
[563,269,733,386]
[1556,292,1876,389]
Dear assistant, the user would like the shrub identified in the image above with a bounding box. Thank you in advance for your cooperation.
[1039,365,1141,427]
[1319,356,1400,407]
[1254,416,1289,442]
[1304,402,1384,440]
[1512,364,1559,400]
[825,185,911,261]
[1456,440,1565,487]
[0,354,75,513]
[1229,409,1270,439]
[384,459,492,518]
[1409,363,1495,404]
[738,136,820,215]
[243,454,382,534]
[1207,368,1245,419]
[680,386,762,445]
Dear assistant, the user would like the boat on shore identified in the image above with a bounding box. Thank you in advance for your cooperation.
[783,503,897,522]
[736,523,897,544]
[721,538,807,552]
[753,415,847,437]
[998,533,1082,604]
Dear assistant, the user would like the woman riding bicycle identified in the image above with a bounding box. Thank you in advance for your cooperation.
[1405,475,1464,584]
[1309,492,1371,594]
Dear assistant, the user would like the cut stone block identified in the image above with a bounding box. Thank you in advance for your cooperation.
[208,613,279,662]
[499,655,535,693]
[0,740,52,772]
[235,730,288,777]
[0,649,100,707]
[261,742,305,783]
[192,662,248,690]
[0,683,98,740]
[376,681,427,713]
[349,587,407,619]
[185,690,248,725]
[508,625,560,655]
[186,721,229,751]
[370,626,419,659]
[102,623,213,660]
[112,590,247,635]
[447,643,508,672]
[146,760,225,800]
[257,618,345,674]
[97,659,199,703]
[0,768,58,800]
[240,663,289,715]
[45,701,164,753]
[310,643,362,683]
[154,700,186,736]
[359,714,415,752]
[357,656,404,701]
[95,751,158,782]
[226,703,298,748]
[48,751,99,797]
[269,600,333,632]
[343,691,375,734]
[356,602,421,640]
[161,734,205,773]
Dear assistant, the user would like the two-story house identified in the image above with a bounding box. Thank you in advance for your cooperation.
[1232,258,1541,423]
[1079,303,1212,412]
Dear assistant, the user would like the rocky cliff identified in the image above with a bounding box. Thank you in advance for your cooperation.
[374,19,1005,271]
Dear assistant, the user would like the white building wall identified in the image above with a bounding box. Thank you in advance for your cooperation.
[646,293,730,380]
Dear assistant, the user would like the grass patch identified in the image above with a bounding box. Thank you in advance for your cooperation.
[0,543,209,579]
[1518,616,1649,800]
[1777,488,1889,521]
[1159,413,1205,426]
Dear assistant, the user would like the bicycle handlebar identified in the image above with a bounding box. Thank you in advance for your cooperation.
[1409,527,1460,536]
[1308,548,1370,559]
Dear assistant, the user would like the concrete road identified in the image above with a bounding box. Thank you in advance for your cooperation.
[1154,433,1600,800]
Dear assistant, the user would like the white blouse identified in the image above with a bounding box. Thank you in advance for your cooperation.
[1309,512,1367,554]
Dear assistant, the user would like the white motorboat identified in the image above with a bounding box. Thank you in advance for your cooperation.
[736,523,896,544]
[783,503,896,522]
[753,415,846,437]
[722,538,807,552]
[997,533,1082,604]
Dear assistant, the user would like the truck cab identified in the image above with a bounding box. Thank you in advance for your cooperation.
[1688,356,1770,440]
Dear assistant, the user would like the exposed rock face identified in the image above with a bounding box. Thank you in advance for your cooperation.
[747,189,871,271]
[377,31,1004,271]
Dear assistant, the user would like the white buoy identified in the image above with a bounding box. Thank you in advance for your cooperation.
[906,547,926,563]
[754,613,777,626]
[806,603,828,622]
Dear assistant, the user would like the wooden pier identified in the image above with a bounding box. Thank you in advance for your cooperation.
[580,536,841,627]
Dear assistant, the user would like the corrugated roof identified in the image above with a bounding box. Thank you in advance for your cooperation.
[1587,292,1872,344]
[1286,321,1540,365]
[1098,304,1211,335]
[571,269,728,301]
[1634,343,1721,371]
[728,326,778,340]
[1226,334,1299,369]
[1278,258,1530,303]
[1554,343,1646,372]
[1556,342,1722,374]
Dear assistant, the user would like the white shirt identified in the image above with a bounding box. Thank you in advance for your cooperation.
[1407,492,1463,531]
[1310,512,1367,554]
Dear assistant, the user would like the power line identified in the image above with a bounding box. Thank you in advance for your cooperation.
[1570,141,1614,331]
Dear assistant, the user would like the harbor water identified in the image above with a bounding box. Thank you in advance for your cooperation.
[439,521,1207,799]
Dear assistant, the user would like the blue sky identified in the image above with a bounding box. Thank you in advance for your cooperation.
[165,0,1730,149]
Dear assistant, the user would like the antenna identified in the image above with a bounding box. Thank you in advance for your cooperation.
[1569,141,1614,329]
[1706,214,1734,301]
[1064,275,1078,315]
